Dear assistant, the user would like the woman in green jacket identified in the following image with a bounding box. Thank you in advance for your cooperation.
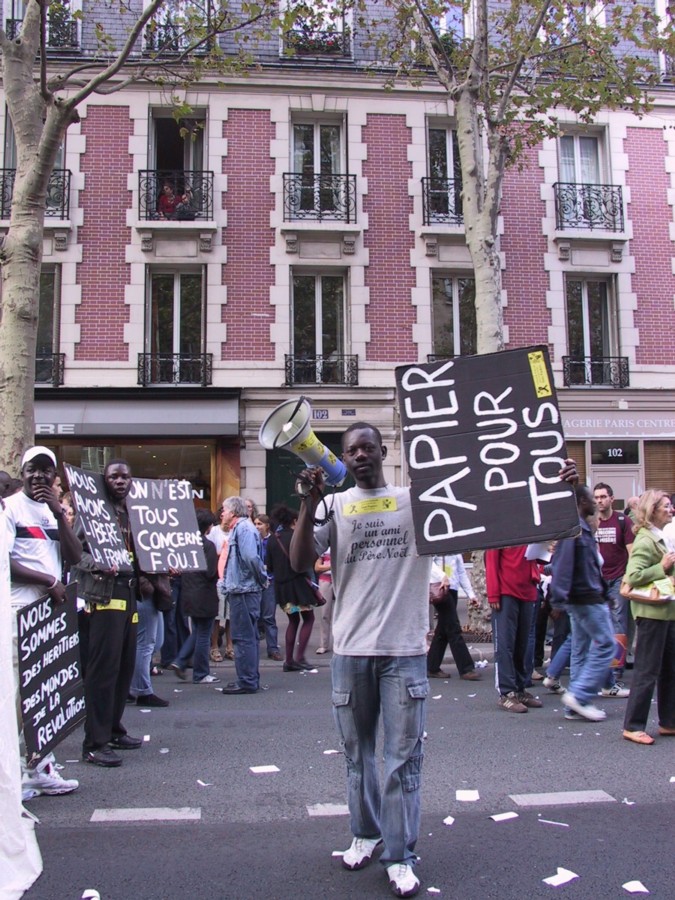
[622,490,675,745]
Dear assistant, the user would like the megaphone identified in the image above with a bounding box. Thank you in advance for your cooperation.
[258,397,347,488]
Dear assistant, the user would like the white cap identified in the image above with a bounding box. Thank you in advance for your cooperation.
[21,446,57,469]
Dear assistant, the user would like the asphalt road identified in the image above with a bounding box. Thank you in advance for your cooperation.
[21,630,675,900]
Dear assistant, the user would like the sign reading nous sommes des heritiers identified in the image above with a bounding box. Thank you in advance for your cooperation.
[395,346,579,555]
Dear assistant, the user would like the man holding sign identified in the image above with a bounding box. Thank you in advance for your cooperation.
[4,446,82,799]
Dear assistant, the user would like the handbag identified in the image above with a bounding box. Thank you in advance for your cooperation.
[619,576,674,605]
[273,533,326,607]
[429,582,449,605]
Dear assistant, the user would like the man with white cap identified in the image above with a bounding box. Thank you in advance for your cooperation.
[4,445,82,799]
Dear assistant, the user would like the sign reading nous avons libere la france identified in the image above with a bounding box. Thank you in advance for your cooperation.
[395,346,579,555]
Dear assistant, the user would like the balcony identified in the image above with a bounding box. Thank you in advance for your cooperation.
[284,28,351,57]
[35,353,65,387]
[5,17,79,50]
[138,170,214,221]
[562,356,629,389]
[283,173,357,223]
[284,354,359,387]
[137,353,213,387]
[554,182,624,231]
[422,177,464,226]
[0,169,71,219]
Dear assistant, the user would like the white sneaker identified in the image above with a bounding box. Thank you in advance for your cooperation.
[543,675,565,694]
[342,836,382,870]
[387,863,420,897]
[195,674,221,684]
[600,684,630,698]
[561,691,607,722]
[22,756,79,796]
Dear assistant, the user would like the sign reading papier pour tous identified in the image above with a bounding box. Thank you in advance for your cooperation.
[126,478,207,572]
[17,585,85,766]
[395,346,580,555]
[64,464,133,572]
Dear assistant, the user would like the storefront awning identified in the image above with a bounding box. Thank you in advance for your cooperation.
[35,391,240,438]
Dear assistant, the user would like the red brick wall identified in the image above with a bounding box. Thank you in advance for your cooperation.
[362,115,416,360]
[501,145,550,350]
[221,110,275,360]
[626,128,675,365]
[75,107,132,360]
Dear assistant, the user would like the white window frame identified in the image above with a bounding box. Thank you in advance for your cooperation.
[432,273,476,358]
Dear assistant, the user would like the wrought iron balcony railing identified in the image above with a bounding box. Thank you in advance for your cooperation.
[139,170,214,221]
[35,353,65,386]
[562,356,629,389]
[422,177,464,226]
[284,354,359,386]
[283,173,357,223]
[554,182,624,231]
[137,353,213,387]
[0,169,71,219]
[5,17,79,49]
[284,28,352,57]
[144,21,213,55]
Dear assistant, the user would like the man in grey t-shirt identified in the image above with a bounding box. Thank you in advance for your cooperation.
[291,423,429,899]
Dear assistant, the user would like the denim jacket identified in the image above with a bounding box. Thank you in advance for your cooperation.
[223,518,267,594]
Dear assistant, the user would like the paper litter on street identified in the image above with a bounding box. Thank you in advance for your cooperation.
[475,659,488,668]
[427,888,441,894]
[323,749,340,755]
[197,780,212,786]
[468,693,477,698]
[139,708,152,713]
[332,850,345,857]
[622,881,649,894]
[443,816,455,826]
[159,748,169,754]
[250,765,280,774]
[432,694,442,700]
[490,811,518,822]
[542,867,578,886]
[622,798,636,805]
[143,735,150,742]
[456,789,479,801]
[538,819,569,827]
[81,892,101,900]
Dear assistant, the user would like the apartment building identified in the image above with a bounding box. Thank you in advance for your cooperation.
[2,1,675,509]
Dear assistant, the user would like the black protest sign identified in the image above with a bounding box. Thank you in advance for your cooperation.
[64,463,133,572]
[126,478,206,572]
[17,585,85,766]
[396,346,579,555]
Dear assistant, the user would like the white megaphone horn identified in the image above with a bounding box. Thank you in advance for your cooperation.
[258,397,347,487]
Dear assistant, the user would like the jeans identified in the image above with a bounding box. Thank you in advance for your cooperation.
[427,589,474,675]
[524,596,541,686]
[131,596,162,697]
[331,654,428,867]
[547,631,571,680]
[492,596,536,696]
[259,583,280,655]
[175,616,215,682]
[568,603,615,705]
[229,590,262,691]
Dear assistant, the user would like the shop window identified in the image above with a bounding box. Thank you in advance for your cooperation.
[431,275,476,358]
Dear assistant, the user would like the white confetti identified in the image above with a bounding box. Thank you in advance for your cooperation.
[468,693,477,698]
[543,867,578,887]
[197,779,212,786]
[159,748,169,754]
[622,881,649,894]
[81,892,101,900]
[139,708,151,713]
[622,798,636,806]
[143,735,150,742]
[670,776,675,783]
[173,689,183,693]
[432,694,443,700]
[332,850,345,857]
[250,765,280,774]
[538,819,569,828]
[65,759,79,764]
[456,789,479,802]
[443,816,455,826]
[490,811,518,822]
[323,749,340,755]
[427,888,441,894]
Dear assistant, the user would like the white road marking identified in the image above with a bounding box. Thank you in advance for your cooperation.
[307,803,349,817]
[510,789,615,807]
[90,807,201,822]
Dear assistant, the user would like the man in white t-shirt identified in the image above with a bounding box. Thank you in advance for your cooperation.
[291,423,430,899]
[4,446,83,800]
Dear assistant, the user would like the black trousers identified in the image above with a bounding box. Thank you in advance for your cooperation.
[83,592,138,750]
[623,617,675,732]
[427,589,474,676]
